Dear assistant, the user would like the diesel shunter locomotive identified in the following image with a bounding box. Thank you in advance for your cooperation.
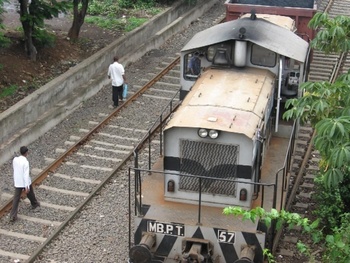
[128,3,313,262]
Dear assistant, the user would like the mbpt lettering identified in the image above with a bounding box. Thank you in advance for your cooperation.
[147,221,185,236]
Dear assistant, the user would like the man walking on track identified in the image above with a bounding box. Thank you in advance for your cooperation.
[108,56,126,107]
[9,146,40,222]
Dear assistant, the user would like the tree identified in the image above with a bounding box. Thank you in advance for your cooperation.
[283,13,350,190]
[18,0,71,61]
[19,0,37,60]
[308,12,350,53]
[68,0,89,40]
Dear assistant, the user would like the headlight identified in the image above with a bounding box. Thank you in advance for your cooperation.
[207,46,216,61]
[209,129,219,139]
[198,128,208,138]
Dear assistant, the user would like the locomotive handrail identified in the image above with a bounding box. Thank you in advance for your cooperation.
[132,89,181,214]
[276,120,297,210]
[128,166,280,250]
[130,167,278,214]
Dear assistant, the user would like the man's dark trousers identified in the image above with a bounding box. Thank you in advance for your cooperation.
[112,85,124,106]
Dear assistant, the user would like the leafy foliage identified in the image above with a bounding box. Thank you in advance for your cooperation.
[283,70,350,189]
[309,13,350,53]
[323,213,350,262]
[223,207,321,262]
[0,31,11,48]
[313,175,345,231]
[86,0,160,33]
[33,27,56,48]
[25,0,71,30]
[224,207,350,262]
[118,0,156,9]
[88,0,121,15]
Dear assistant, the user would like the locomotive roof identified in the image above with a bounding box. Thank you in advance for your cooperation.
[181,16,309,62]
[165,67,275,139]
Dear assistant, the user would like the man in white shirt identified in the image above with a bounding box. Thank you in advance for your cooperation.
[108,56,126,107]
[9,146,40,222]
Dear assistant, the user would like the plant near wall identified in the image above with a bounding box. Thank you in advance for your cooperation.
[223,207,321,262]
[283,13,350,203]
[0,85,19,98]
[125,17,147,32]
[224,207,350,262]
[313,175,345,232]
[322,213,350,262]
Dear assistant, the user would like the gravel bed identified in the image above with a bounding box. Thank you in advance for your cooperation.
[63,155,121,169]
[1,218,56,237]
[0,1,226,261]
[54,164,111,181]
[0,235,40,255]
[43,175,96,193]
[36,188,85,207]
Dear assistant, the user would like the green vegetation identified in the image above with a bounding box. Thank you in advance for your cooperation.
[33,28,57,48]
[284,13,350,211]
[0,31,11,48]
[224,207,350,263]
[0,0,170,97]
[125,17,148,32]
[313,176,345,231]
[0,0,10,47]
[84,16,147,32]
[0,85,18,99]
[226,13,350,263]
[118,0,157,9]
[86,0,161,32]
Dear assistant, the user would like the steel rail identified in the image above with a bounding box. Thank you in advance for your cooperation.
[0,56,180,262]
[25,104,177,263]
[0,57,180,262]
[0,57,180,218]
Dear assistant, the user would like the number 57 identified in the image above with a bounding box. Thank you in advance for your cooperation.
[218,230,235,243]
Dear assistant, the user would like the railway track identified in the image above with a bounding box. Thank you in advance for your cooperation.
[1,0,348,261]
[274,0,350,261]
[0,55,181,262]
[0,2,227,262]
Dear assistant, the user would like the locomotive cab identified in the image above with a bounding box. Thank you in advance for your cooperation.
[179,14,310,124]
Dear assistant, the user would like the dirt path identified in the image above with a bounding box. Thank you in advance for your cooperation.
[0,1,121,113]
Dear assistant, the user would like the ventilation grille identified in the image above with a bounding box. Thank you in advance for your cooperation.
[179,140,238,196]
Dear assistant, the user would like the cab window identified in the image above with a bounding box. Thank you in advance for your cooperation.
[184,52,201,80]
[251,44,276,67]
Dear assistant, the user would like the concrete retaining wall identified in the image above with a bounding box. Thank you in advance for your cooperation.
[0,0,219,165]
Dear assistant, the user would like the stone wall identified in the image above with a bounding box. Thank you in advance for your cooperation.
[0,0,219,165]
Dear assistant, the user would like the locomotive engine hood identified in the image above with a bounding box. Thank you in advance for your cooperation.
[165,67,275,139]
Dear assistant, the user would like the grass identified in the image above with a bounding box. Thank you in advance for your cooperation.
[85,15,148,32]
[0,85,18,98]
[125,17,148,32]
[86,0,162,32]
